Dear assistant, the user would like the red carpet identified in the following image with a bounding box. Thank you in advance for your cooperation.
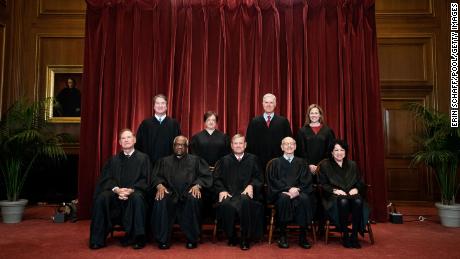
[1,204,459,259]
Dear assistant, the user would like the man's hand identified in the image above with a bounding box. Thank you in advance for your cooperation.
[218,191,232,202]
[348,188,359,196]
[309,164,318,174]
[189,184,202,199]
[114,187,133,200]
[288,187,300,199]
[155,184,169,200]
[333,189,347,196]
[241,185,253,199]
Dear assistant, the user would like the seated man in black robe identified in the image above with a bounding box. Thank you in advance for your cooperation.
[267,137,314,249]
[214,134,264,251]
[150,135,212,249]
[89,129,151,250]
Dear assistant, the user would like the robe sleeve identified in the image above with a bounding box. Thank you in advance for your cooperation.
[267,159,289,201]
[245,120,256,154]
[295,129,309,164]
[298,163,313,194]
[250,157,264,201]
[93,158,117,199]
[189,135,198,156]
[192,157,212,189]
[319,162,334,198]
[132,155,151,193]
[213,159,227,194]
[150,158,167,189]
[135,122,144,152]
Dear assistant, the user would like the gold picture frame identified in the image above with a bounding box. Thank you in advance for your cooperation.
[45,65,82,123]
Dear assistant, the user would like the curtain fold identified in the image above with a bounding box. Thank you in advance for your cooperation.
[79,0,387,221]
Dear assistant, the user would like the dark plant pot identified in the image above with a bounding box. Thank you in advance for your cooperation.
[0,199,28,223]
[435,202,460,227]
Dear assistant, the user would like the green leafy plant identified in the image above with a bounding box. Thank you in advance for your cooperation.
[408,103,460,205]
[0,98,68,201]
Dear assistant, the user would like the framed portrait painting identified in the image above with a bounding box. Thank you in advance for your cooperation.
[45,65,82,123]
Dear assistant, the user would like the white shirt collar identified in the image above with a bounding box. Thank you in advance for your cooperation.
[263,113,274,121]
[283,154,294,162]
[123,149,135,157]
[155,114,166,122]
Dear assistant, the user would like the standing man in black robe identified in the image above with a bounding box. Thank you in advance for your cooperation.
[214,134,264,250]
[89,129,150,250]
[150,136,212,249]
[246,93,292,174]
[135,94,181,164]
[267,137,314,249]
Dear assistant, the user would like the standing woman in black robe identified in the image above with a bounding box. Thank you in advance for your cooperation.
[319,139,369,249]
[190,111,230,167]
[296,104,335,174]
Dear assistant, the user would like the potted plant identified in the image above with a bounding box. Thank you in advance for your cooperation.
[0,98,67,223]
[408,103,460,227]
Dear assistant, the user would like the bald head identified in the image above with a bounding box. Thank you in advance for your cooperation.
[281,137,296,155]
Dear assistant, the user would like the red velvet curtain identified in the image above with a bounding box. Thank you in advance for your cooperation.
[79,0,387,221]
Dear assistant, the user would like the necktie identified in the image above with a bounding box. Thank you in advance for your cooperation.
[158,117,162,124]
[266,115,271,127]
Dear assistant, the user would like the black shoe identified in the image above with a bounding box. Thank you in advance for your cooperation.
[132,236,146,249]
[227,236,239,246]
[240,240,250,250]
[277,235,289,249]
[342,234,352,248]
[299,236,312,249]
[158,242,170,250]
[351,239,361,249]
[89,243,106,250]
[186,241,197,249]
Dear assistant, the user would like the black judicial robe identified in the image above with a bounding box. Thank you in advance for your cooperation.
[213,153,264,239]
[151,154,212,202]
[296,124,335,166]
[190,129,231,167]
[90,150,151,246]
[267,157,314,226]
[150,154,212,243]
[135,116,181,164]
[246,114,292,171]
[319,158,370,232]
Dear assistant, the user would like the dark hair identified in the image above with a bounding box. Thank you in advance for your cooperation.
[66,77,76,87]
[153,94,167,104]
[329,139,349,153]
[203,111,218,123]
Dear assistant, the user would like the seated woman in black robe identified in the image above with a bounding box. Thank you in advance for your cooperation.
[319,139,369,249]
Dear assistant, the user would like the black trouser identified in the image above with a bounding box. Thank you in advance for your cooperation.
[151,193,202,244]
[337,196,363,238]
[275,193,311,237]
[217,195,264,240]
[90,190,146,246]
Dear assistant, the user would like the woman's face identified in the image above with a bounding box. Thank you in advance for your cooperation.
[332,144,346,163]
[205,115,217,130]
[309,107,321,123]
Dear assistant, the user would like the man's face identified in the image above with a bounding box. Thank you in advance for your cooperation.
[173,137,188,156]
[67,79,74,88]
[205,115,217,130]
[262,96,276,113]
[281,137,296,155]
[119,130,136,150]
[154,97,167,115]
[231,136,246,155]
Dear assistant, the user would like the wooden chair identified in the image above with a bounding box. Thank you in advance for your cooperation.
[314,159,375,245]
[265,158,317,245]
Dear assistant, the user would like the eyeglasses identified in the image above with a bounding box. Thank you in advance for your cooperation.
[174,143,188,147]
